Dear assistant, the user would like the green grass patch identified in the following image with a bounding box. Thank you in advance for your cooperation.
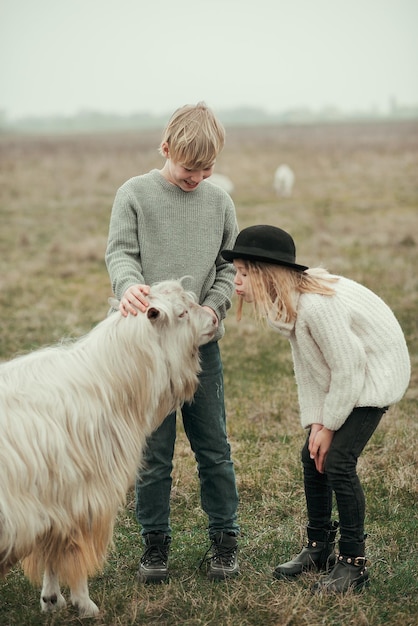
[1,121,417,625]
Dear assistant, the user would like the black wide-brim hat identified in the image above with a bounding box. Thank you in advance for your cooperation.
[222,224,309,272]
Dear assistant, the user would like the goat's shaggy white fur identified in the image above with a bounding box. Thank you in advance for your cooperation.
[0,280,216,617]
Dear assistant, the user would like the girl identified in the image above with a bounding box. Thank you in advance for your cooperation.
[222,224,410,593]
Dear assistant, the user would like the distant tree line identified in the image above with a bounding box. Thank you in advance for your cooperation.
[1,104,417,135]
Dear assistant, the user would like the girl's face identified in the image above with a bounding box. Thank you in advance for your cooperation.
[233,260,254,302]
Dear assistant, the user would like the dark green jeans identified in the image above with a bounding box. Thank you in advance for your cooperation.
[135,341,239,540]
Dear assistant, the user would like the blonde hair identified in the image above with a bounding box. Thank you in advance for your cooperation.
[236,263,338,323]
[159,101,225,169]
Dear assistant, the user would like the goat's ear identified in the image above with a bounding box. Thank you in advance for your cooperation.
[147,307,160,322]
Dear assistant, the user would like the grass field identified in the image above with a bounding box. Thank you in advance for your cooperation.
[1,120,417,625]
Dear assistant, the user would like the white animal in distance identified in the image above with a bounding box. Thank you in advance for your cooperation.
[0,280,216,617]
[209,173,234,194]
[273,164,295,197]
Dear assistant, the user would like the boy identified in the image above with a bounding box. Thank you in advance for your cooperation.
[105,102,240,582]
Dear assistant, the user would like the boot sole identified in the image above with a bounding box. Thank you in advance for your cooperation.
[273,562,334,580]
[137,569,169,584]
[208,567,240,581]
[312,574,370,594]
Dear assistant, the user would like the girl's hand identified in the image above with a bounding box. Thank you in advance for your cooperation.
[120,284,150,317]
[308,424,335,474]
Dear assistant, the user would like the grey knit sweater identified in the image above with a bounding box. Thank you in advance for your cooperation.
[105,169,239,341]
[269,275,411,431]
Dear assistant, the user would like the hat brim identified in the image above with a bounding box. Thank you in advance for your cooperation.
[222,249,308,272]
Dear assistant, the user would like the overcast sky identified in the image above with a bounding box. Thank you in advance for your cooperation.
[1,0,417,120]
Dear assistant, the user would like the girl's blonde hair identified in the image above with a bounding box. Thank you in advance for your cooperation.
[236,262,338,323]
[159,101,225,169]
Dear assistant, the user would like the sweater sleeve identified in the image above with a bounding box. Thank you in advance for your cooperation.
[296,295,367,431]
[201,201,239,321]
[105,185,145,300]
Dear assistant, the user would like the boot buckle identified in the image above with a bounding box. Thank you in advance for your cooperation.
[337,554,367,567]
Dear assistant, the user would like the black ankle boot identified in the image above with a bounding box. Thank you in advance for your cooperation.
[137,532,171,583]
[312,540,369,593]
[273,521,339,579]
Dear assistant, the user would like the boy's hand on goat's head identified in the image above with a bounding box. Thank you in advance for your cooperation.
[120,284,150,317]
[202,306,219,328]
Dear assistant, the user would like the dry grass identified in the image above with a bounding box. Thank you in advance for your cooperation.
[0,120,417,625]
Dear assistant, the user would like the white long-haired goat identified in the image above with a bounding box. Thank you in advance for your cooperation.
[273,164,295,197]
[0,280,216,617]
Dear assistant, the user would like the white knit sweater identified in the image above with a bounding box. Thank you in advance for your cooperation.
[269,275,411,431]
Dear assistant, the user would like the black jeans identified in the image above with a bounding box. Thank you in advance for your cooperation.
[301,406,387,544]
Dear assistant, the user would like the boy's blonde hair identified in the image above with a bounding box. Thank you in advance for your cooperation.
[159,101,225,169]
[237,263,338,323]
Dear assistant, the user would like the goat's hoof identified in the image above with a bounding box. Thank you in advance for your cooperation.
[41,593,66,612]
[76,600,100,617]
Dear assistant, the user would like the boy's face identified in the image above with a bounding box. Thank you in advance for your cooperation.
[233,260,254,302]
[161,142,215,192]
[164,160,214,192]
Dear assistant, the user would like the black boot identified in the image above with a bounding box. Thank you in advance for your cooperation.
[137,532,171,583]
[273,521,339,579]
[207,532,240,581]
[312,540,369,593]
